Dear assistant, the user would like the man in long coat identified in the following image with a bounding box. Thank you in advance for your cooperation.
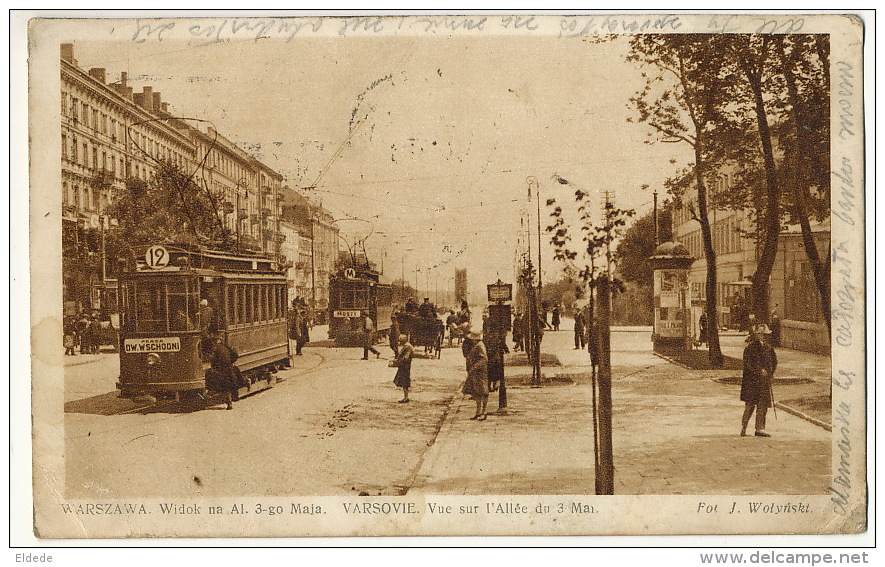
[573,309,586,350]
[740,324,778,437]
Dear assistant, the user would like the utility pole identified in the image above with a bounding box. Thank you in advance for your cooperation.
[653,190,659,246]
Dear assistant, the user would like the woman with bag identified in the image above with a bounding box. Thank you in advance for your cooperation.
[390,334,413,403]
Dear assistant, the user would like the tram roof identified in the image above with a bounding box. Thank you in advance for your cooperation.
[131,244,285,276]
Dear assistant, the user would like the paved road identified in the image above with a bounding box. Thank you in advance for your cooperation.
[63,320,832,498]
[64,335,459,498]
[413,322,833,496]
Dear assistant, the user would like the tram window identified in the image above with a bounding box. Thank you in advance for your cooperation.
[168,279,198,331]
[129,281,168,332]
[259,285,267,322]
[238,285,246,325]
[246,285,254,323]
[228,284,236,326]
[276,286,283,320]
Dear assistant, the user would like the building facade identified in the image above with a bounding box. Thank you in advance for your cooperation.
[671,171,830,355]
[60,43,284,317]
[279,187,340,319]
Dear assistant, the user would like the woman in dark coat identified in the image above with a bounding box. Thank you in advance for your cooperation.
[462,331,489,421]
[207,336,241,410]
[391,334,413,403]
[740,325,778,437]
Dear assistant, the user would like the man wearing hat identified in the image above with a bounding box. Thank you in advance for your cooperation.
[417,297,436,319]
[740,323,778,437]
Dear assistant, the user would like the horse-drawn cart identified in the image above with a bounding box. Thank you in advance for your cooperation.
[396,314,444,359]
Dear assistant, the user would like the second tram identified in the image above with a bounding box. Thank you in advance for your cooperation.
[328,268,393,345]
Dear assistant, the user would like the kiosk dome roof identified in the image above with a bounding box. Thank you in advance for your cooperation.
[652,241,691,257]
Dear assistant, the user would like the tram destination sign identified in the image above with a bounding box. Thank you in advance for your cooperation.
[333,310,362,318]
[123,337,181,353]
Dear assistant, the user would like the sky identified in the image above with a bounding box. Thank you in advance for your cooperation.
[74,24,693,302]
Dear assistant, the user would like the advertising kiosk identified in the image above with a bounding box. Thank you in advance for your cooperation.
[649,241,695,352]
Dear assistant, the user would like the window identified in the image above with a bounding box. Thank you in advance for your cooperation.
[71,97,78,120]
[92,147,98,170]
[62,134,67,160]
[62,93,67,116]
[245,285,254,323]
[122,279,199,333]
[62,182,68,206]
[82,143,88,167]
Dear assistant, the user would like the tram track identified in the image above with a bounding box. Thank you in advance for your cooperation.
[107,348,330,417]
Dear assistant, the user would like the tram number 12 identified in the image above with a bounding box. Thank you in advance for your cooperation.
[145,245,170,269]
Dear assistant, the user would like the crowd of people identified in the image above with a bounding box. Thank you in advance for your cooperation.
[62,312,107,356]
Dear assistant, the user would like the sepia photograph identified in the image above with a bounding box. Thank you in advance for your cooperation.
[18,11,869,542]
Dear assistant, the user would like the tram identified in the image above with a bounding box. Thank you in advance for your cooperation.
[328,267,393,345]
[116,244,291,400]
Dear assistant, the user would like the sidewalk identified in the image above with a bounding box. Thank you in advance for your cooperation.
[411,321,832,495]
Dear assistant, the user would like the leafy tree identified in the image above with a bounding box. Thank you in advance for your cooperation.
[106,159,233,260]
[546,179,635,348]
[771,35,831,333]
[627,34,732,366]
[615,208,672,286]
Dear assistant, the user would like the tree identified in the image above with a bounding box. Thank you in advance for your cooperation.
[716,34,830,329]
[106,159,233,260]
[615,208,672,286]
[772,35,831,333]
[627,34,733,366]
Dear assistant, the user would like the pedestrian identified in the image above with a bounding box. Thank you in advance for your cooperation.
[551,306,561,331]
[698,310,709,347]
[740,324,778,437]
[77,314,91,354]
[462,330,489,421]
[770,306,782,347]
[205,335,242,410]
[362,314,380,360]
[295,309,310,355]
[460,325,477,368]
[485,328,507,395]
[390,334,413,403]
[389,307,401,356]
[445,310,457,346]
[573,309,586,350]
[87,316,103,354]
[511,312,523,352]
[63,317,77,356]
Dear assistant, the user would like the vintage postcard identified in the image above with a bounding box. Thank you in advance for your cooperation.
[20,12,868,541]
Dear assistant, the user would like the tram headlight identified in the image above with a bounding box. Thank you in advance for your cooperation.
[146,352,161,366]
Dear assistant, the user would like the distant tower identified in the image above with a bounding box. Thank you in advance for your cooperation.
[454,269,468,304]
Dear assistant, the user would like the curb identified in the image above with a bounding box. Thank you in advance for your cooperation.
[63,354,114,368]
[652,351,691,369]
[775,402,832,432]
[406,382,468,493]
[653,354,832,432]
